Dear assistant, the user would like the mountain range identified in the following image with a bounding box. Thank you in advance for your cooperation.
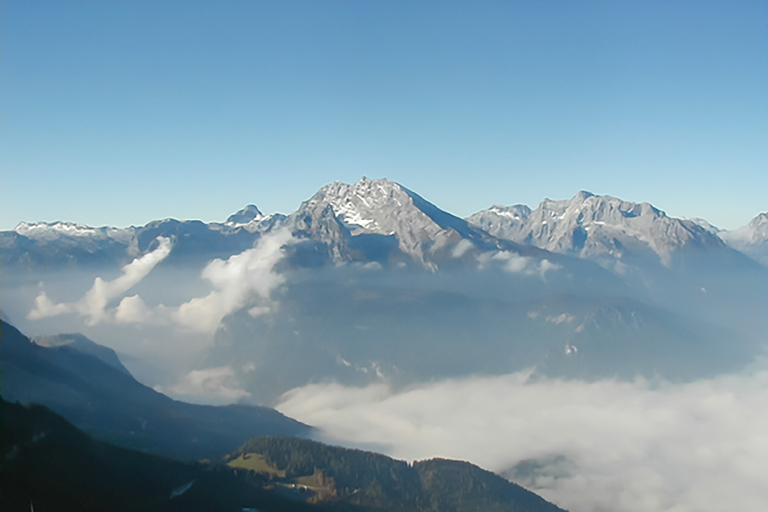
[4,178,763,270]
[1,178,764,405]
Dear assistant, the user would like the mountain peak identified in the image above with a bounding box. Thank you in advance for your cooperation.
[305,177,410,234]
[719,212,767,265]
[226,204,263,225]
[572,190,595,201]
[295,178,488,268]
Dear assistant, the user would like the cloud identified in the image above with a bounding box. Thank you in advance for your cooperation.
[114,294,152,323]
[476,251,561,276]
[167,366,251,405]
[26,230,292,337]
[172,229,293,332]
[27,237,172,324]
[27,291,72,319]
[452,239,474,258]
[276,370,768,512]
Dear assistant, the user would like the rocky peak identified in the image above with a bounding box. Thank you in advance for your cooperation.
[468,191,727,268]
[226,204,264,225]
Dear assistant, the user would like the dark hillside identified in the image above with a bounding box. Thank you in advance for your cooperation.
[228,436,567,512]
[0,398,348,512]
[0,320,310,460]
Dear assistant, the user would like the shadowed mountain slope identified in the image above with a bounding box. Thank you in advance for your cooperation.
[0,320,310,460]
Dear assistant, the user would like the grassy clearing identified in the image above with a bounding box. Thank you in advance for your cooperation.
[227,453,286,477]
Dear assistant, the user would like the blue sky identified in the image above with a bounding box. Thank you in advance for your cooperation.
[1,1,765,230]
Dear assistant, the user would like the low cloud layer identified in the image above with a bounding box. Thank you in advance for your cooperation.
[27,237,172,325]
[277,370,768,512]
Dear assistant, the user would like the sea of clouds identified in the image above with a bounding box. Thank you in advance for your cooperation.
[277,369,768,512]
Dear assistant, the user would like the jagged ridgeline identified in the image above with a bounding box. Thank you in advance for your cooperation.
[225,436,566,512]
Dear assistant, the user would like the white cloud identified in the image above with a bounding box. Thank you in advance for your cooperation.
[26,231,292,336]
[27,291,72,319]
[493,250,530,272]
[476,251,561,276]
[114,294,152,323]
[27,237,172,324]
[172,229,292,332]
[452,239,474,258]
[277,370,768,512]
[168,366,251,405]
[538,259,561,275]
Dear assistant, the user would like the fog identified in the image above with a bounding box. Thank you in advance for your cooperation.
[277,369,768,512]
[3,231,293,387]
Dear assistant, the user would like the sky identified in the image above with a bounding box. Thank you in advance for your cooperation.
[1,0,766,231]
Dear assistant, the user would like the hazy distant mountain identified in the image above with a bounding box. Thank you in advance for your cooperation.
[0,221,137,268]
[0,320,310,459]
[204,272,756,405]
[719,213,767,265]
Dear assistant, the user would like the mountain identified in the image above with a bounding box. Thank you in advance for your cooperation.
[719,213,767,265]
[1,221,137,268]
[32,332,131,375]
[466,192,767,339]
[5,183,759,275]
[0,320,311,459]
[0,399,566,512]
[288,178,504,269]
[1,213,280,271]
[226,204,264,225]
[1,178,583,273]
[226,436,567,512]
[1,179,763,404]
[203,272,757,405]
[0,398,339,512]
[466,191,737,270]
